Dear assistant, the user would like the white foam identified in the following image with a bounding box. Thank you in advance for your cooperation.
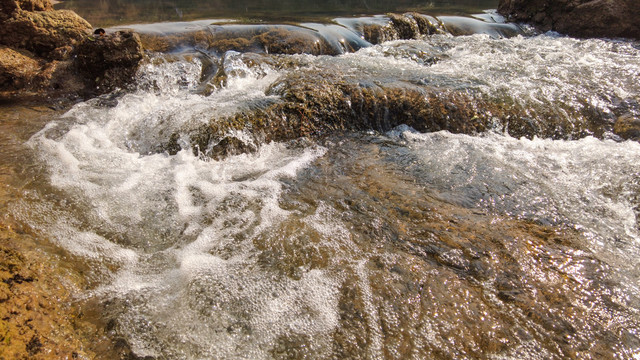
[394,129,640,262]
[24,33,640,359]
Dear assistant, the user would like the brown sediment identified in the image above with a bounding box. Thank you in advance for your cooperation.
[0,223,94,359]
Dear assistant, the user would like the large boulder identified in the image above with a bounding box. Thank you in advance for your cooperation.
[0,9,91,60]
[0,0,52,16]
[0,0,145,100]
[498,0,640,39]
[76,30,144,92]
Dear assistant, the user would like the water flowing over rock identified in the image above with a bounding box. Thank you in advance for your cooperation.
[0,224,97,358]
[133,13,524,55]
[2,4,640,358]
[498,0,640,39]
[142,49,625,159]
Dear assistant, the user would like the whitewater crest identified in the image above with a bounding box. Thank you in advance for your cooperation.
[79,18,640,161]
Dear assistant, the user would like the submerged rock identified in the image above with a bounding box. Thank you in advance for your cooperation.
[137,13,522,56]
[156,54,614,159]
[498,0,640,39]
[139,25,359,56]
[0,224,94,358]
[614,113,640,140]
[261,137,640,359]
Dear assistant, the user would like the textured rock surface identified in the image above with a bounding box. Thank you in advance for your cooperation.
[498,0,640,39]
[76,30,144,92]
[0,224,94,359]
[0,0,145,100]
[0,9,91,60]
[153,54,614,159]
[614,113,640,140]
[0,46,41,89]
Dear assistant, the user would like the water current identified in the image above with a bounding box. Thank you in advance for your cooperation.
[1,4,640,360]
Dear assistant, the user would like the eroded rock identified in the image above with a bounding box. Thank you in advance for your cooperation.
[0,0,146,100]
[0,46,41,89]
[76,30,144,92]
[0,9,91,60]
[0,225,93,359]
[157,57,613,159]
[498,0,640,39]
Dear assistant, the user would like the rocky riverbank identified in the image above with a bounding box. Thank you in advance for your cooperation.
[0,0,144,102]
[497,0,640,40]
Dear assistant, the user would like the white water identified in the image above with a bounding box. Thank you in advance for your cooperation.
[14,29,640,358]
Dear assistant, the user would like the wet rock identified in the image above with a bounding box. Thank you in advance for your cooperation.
[209,136,258,160]
[139,26,341,56]
[388,13,421,40]
[0,225,95,359]
[498,0,640,39]
[358,13,446,44]
[269,138,640,359]
[76,30,144,92]
[613,113,640,140]
[157,57,614,159]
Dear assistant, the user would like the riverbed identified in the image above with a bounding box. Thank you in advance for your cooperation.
[2,2,640,359]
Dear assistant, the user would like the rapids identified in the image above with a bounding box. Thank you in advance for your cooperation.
[2,9,640,360]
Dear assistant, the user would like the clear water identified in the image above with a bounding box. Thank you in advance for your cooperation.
[2,9,640,360]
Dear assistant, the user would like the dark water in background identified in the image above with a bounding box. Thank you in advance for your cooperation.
[56,0,497,26]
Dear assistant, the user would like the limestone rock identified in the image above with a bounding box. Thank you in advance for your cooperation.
[498,0,640,39]
[0,0,146,100]
[0,9,91,60]
[0,0,51,17]
[76,30,144,92]
[0,45,41,89]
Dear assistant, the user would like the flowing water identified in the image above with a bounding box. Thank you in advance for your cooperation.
[2,4,640,360]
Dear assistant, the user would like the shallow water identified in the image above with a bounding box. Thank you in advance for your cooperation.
[3,8,640,360]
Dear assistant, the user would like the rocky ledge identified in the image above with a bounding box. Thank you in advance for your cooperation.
[498,0,640,40]
[0,0,144,102]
